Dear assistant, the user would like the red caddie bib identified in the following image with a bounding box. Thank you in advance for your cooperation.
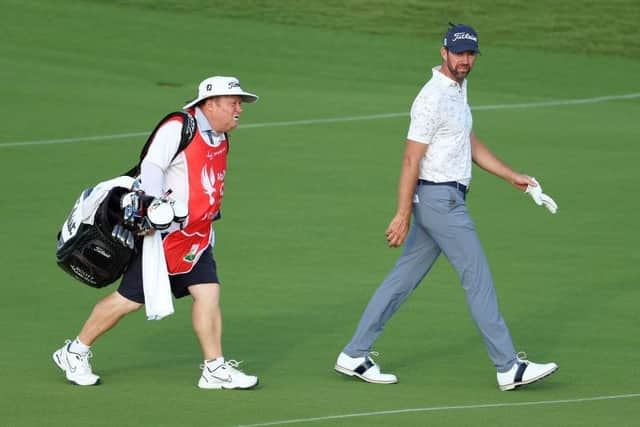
[162,123,227,274]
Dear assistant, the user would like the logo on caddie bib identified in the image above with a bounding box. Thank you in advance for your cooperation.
[184,244,200,262]
[201,166,217,206]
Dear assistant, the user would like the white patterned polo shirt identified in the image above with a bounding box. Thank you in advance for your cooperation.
[407,66,473,186]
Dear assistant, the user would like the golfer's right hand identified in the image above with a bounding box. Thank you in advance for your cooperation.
[386,213,410,247]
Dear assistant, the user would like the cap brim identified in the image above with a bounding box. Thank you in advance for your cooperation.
[448,42,480,54]
[183,98,200,110]
[183,91,259,110]
[238,92,259,103]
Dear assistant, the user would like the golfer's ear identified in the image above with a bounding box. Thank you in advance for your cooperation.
[440,47,448,61]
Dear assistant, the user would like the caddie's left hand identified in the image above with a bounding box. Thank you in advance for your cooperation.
[525,177,558,214]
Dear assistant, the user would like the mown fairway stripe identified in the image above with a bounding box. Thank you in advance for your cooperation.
[235,393,640,427]
[1,93,638,148]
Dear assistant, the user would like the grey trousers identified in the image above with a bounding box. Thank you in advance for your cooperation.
[343,185,517,371]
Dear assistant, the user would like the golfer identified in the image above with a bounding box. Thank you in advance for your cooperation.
[335,24,559,391]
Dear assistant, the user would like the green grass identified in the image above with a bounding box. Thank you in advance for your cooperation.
[84,0,640,58]
[1,1,640,426]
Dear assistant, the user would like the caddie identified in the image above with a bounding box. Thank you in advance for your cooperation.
[53,76,260,390]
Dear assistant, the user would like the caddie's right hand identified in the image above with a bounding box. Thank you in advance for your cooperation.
[121,191,156,235]
[121,190,189,234]
[525,177,558,214]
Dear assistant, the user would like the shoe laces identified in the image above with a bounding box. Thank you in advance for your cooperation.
[223,359,248,375]
[200,359,246,373]
[80,351,94,367]
[225,359,243,368]
[365,351,382,364]
[69,348,94,373]
[516,351,529,364]
[367,351,380,359]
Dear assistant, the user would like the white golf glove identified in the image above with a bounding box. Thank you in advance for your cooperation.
[525,178,558,214]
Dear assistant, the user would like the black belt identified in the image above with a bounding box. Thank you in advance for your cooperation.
[417,179,469,194]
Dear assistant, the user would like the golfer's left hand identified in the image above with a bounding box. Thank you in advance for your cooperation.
[525,177,558,214]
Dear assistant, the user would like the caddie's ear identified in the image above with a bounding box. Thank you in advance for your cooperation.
[199,97,213,111]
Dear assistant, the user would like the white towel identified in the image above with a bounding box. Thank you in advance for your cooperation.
[142,233,174,320]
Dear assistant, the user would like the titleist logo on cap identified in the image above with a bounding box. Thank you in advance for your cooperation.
[452,32,477,42]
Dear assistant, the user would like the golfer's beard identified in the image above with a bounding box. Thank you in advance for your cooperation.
[447,62,471,82]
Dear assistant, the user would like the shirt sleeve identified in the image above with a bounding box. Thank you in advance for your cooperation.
[407,92,441,144]
[142,120,182,170]
[140,161,165,198]
[139,119,182,197]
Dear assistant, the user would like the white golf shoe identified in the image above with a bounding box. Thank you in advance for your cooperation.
[497,353,558,391]
[198,359,258,390]
[52,339,101,386]
[334,351,398,384]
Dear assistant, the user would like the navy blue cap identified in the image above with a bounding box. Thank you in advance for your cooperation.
[443,24,480,54]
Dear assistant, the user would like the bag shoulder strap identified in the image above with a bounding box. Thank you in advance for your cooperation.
[124,111,197,177]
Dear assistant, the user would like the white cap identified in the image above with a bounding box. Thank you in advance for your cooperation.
[183,76,258,109]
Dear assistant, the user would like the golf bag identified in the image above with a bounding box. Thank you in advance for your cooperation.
[55,111,198,288]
